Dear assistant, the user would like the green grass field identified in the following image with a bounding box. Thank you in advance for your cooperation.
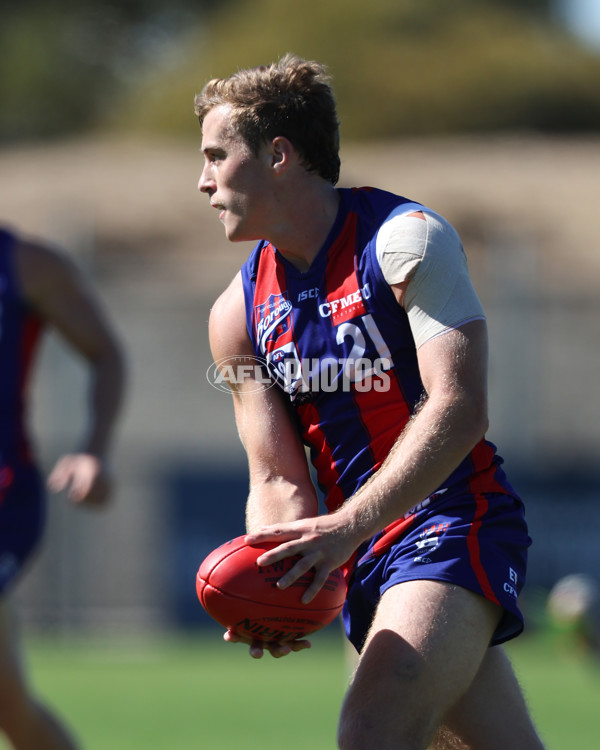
[9,625,600,749]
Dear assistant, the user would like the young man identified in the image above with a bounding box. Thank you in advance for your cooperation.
[196,55,546,750]
[0,227,127,749]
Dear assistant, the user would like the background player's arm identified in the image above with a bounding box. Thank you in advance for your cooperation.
[16,239,127,505]
[208,272,319,532]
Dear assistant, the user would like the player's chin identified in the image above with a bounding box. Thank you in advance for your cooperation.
[223,220,241,242]
[224,220,256,244]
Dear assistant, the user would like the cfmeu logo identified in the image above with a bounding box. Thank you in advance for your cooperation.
[206,354,275,394]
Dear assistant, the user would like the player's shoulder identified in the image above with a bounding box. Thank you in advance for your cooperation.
[209,272,251,356]
[15,236,80,295]
[380,207,462,259]
[210,271,244,320]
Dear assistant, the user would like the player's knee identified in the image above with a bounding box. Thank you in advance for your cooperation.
[337,687,374,750]
[337,711,368,750]
[429,725,470,750]
[338,717,426,750]
[337,701,387,750]
[337,695,437,750]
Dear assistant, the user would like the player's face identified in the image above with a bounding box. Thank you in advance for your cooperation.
[199,105,273,242]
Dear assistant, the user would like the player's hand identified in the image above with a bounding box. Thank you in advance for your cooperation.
[245,513,357,604]
[47,453,113,506]
[224,628,312,659]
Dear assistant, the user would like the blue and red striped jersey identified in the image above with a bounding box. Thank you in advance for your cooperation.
[0,229,44,467]
[240,187,516,556]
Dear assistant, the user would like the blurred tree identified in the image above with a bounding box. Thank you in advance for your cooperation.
[0,1,219,140]
[114,0,600,140]
[489,0,553,10]
[1,0,599,141]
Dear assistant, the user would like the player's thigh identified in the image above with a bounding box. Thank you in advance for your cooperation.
[440,645,546,750]
[339,580,501,748]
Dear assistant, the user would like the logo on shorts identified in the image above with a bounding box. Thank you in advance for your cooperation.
[503,567,519,598]
[414,523,448,564]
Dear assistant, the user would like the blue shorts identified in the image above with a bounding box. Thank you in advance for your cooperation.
[0,464,46,595]
[342,490,531,652]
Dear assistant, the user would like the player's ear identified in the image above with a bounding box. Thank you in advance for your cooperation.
[270,136,295,174]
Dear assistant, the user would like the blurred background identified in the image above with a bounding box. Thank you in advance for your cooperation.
[1,0,599,744]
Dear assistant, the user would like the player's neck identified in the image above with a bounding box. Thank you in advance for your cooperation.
[268,181,340,272]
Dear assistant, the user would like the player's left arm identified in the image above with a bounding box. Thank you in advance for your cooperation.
[17,239,127,505]
[208,272,319,531]
[210,273,317,658]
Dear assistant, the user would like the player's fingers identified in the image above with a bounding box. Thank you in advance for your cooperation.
[47,455,108,505]
[245,531,303,563]
[46,458,73,492]
[223,629,242,643]
[68,472,95,502]
[249,642,267,659]
[224,630,267,658]
[287,639,312,653]
[224,628,309,659]
[275,552,318,590]
[301,565,332,604]
[265,642,291,659]
[266,638,311,657]
[253,543,298,569]
[76,475,111,506]
[254,529,323,569]
[245,524,301,543]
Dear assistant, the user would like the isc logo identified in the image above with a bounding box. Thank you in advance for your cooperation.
[297,287,319,302]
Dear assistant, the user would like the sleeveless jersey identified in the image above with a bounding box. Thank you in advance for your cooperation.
[0,229,44,469]
[240,187,517,560]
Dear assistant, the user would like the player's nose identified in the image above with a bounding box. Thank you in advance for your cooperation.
[198,166,214,194]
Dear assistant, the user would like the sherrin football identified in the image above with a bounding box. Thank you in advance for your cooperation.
[196,535,347,643]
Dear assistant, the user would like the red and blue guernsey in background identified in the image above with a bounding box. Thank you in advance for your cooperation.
[240,187,523,571]
[0,228,46,593]
[0,228,44,473]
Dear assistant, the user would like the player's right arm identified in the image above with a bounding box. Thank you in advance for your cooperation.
[16,238,127,506]
[209,272,319,532]
[209,272,318,658]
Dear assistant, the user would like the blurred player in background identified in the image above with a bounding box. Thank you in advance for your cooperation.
[547,573,600,658]
[195,55,546,749]
[0,227,127,749]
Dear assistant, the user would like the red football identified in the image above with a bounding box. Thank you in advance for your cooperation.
[196,535,347,643]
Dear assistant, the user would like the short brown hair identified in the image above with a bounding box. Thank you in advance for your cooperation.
[195,54,341,185]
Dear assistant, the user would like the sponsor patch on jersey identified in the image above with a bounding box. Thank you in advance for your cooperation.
[319,282,371,325]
